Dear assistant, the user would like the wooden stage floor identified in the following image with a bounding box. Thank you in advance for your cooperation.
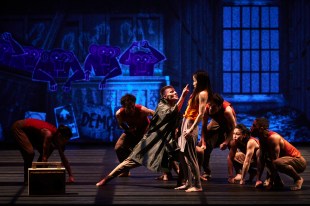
[0,144,309,205]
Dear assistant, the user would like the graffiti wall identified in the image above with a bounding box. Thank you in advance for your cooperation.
[47,76,169,143]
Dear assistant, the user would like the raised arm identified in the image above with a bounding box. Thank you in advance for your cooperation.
[176,84,189,112]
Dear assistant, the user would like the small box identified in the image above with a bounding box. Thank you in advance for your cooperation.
[28,162,66,195]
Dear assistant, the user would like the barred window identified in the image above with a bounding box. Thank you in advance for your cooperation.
[223,5,279,94]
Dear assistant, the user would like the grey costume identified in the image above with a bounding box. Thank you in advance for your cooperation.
[104,98,182,179]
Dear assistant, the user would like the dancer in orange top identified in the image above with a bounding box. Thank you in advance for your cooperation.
[175,70,213,192]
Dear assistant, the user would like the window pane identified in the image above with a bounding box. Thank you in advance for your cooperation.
[251,30,259,49]
[251,7,259,28]
[261,7,270,28]
[251,73,259,93]
[223,30,231,49]
[242,51,250,71]
[223,7,232,28]
[271,30,279,49]
[261,73,270,92]
[232,7,240,28]
[262,30,270,49]
[261,51,270,71]
[223,73,232,93]
[242,30,250,49]
[242,7,250,27]
[232,73,240,92]
[251,51,259,71]
[242,73,250,93]
[232,30,240,49]
[223,51,231,71]
[271,73,279,92]
[223,5,279,95]
[271,51,279,71]
[270,7,278,28]
[232,51,240,71]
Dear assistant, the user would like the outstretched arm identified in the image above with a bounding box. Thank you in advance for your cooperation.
[176,84,189,112]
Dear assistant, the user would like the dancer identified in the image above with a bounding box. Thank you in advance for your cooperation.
[175,70,213,192]
[96,84,189,187]
[252,117,307,191]
[114,93,154,177]
[11,118,74,185]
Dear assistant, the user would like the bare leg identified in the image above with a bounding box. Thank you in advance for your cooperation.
[174,184,190,190]
[96,158,140,187]
[290,177,303,191]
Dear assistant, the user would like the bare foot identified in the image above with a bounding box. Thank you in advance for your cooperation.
[174,185,190,190]
[255,180,264,188]
[200,173,211,181]
[234,174,242,181]
[96,179,106,187]
[200,176,208,182]
[290,177,303,191]
[96,176,111,187]
[263,178,270,186]
[185,187,203,192]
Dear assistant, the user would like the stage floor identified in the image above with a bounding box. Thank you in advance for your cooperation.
[0,144,309,205]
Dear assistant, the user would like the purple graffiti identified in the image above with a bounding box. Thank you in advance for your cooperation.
[0,32,25,69]
[21,46,44,72]
[32,48,85,92]
[119,40,166,76]
[84,44,122,90]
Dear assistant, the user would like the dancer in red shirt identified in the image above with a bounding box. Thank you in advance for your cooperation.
[251,117,307,191]
[11,118,74,185]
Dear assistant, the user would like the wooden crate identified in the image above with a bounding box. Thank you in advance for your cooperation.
[28,162,66,195]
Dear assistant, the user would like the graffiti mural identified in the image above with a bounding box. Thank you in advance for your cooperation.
[119,40,166,76]
[32,48,85,92]
[84,44,122,90]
